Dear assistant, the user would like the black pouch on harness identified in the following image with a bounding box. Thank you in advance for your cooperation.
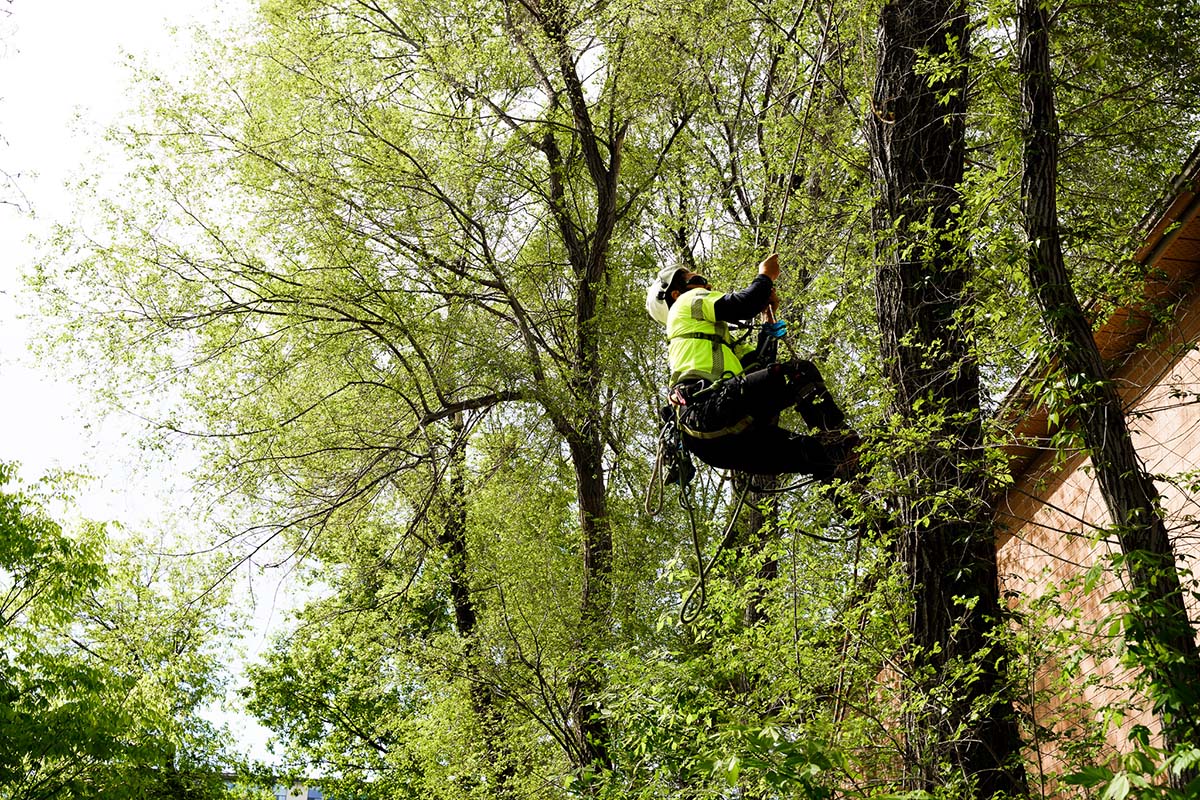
[678,376,754,439]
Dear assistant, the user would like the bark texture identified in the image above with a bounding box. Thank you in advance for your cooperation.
[867,0,1028,794]
[1017,0,1200,769]
[534,1,621,768]
[441,415,517,798]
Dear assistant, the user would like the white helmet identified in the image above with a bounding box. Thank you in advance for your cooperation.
[645,266,684,326]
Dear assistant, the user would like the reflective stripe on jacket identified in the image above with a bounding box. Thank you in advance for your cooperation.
[666,288,752,384]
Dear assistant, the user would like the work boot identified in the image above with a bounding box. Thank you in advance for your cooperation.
[820,430,862,483]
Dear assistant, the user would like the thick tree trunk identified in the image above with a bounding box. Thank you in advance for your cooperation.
[563,142,617,774]
[528,0,621,770]
[568,431,613,768]
[1017,0,1200,769]
[867,0,1028,795]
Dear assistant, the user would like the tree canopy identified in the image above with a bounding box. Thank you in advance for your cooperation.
[0,464,243,799]
[24,0,1200,797]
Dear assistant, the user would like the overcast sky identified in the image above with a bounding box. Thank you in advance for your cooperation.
[0,0,285,762]
[0,0,227,502]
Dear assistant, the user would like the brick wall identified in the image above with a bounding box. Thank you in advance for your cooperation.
[995,279,1200,780]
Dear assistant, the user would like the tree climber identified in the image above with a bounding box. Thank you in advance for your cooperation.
[646,253,859,479]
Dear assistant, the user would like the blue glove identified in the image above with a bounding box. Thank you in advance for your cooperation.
[764,319,788,339]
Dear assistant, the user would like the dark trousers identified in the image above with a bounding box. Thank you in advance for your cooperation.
[677,360,850,478]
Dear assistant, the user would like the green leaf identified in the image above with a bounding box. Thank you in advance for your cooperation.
[1063,766,1113,786]
[725,755,741,786]
[1103,773,1131,800]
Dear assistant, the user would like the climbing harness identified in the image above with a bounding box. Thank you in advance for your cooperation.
[644,405,697,516]
[648,393,857,625]
[673,376,759,441]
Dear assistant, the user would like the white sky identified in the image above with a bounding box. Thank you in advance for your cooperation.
[0,0,287,764]
[0,1,220,504]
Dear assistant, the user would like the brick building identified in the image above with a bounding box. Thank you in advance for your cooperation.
[995,145,1200,776]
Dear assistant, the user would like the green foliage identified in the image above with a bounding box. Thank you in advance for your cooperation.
[1065,736,1200,800]
[0,463,239,799]
[28,0,1200,794]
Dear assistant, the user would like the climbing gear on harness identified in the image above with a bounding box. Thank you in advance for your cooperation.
[664,450,696,488]
[672,376,758,441]
[660,406,696,488]
[644,404,697,516]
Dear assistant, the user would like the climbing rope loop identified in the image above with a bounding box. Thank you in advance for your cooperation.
[679,478,751,626]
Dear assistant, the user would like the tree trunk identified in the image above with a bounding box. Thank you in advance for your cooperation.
[561,130,617,775]
[867,0,1028,794]
[568,431,613,769]
[1017,0,1200,770]
[440,414,517,798]
[526,0,622,770]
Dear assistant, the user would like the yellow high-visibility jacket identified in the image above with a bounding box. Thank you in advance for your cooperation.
[666,288,754,385]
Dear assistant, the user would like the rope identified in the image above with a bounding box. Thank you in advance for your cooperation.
[645,388,864,624]
[790,521,862,545]
[745,475,819,494]
[767,0,837,255]
[765,303,802,363]
[761,0,840,360]
[677,477,863,625]
[643,428,669,516]
[679,479,752,626]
